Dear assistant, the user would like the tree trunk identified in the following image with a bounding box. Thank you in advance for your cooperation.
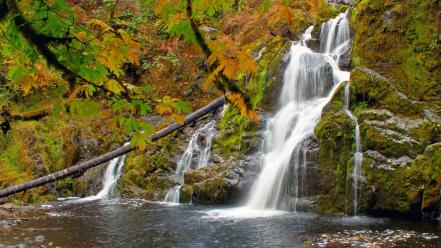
[0,96,226,198]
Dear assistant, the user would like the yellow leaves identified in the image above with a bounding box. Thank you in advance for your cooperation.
[87,19,114,32]
[75,31,87,42]
[19,63,50,95]
[105,79,125,95]
[227,93,259,124]
[155,96,190,125]
[118,30,141,65]
[20,75,37,95]
[131,133,148,151]
[155,102,173,114]
[173,114,186,125]
[96,35,126,77]
[94,29,140,76]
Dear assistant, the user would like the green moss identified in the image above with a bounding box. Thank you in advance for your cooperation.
[315,90,356,214]
[193,176,229,204]
[180,184,193,203]
[363,144,441,218]
[350,0,441,101]
[184,170,205,185]
[143,172,174,200]
[213,105,257,156]
[350,68,424,117]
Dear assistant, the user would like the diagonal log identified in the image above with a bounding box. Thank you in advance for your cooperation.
[0,96,226,198]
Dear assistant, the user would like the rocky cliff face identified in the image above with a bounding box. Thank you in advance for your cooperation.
[118,0,440,220]
[315,0,441,219]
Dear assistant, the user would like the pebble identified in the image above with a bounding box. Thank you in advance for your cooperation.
[35,235,45,242]
[308,229,440,248]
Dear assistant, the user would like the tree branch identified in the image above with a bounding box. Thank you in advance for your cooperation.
[185,0,253,111]
[186,0,212,57]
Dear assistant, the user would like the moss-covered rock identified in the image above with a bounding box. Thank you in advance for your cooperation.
[315,84,359,215]
[350,0,441,102]
[180,184,193,203]
[313,0,441,219]
[193,176,230,204]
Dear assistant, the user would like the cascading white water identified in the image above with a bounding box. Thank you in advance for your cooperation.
[344,83,363,215]
[320,10,350,54]
[95,155,127,199]
[245,12,351,211]
[164,120,218,204]
[164,185,181,203]
[175,120,217,175]
[67,153,127,203]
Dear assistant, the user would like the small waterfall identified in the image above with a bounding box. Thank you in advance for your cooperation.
[344,83,363,215]
[245,12,351,211]
[95,155,127,199]
[176,120,217,175]
[164,120,218,204]
[164,185,181,203]
[68,154,127,203]
[320,10,350,55]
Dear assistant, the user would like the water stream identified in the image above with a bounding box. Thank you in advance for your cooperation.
[344,83,363,215]
[60,153,127,204]
[164,120,218,204]
[245,12,350,211]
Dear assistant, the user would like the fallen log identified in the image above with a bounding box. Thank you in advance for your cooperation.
[0,95,226,198]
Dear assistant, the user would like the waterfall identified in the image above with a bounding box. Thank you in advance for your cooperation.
[94,155,127,199]
[344,83,363,215]
[320,10,350,55]
[175,120,217,176]
[164,120,218,204]
[164,185,181,203]
[67,153,127,203]
[245,12,351,211]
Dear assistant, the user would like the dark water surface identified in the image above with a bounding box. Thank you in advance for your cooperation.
[1,198,440,247]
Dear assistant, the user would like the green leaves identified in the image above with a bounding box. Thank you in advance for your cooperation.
[69,100,100,117]
[174,100,192,113]
[168,18,196,42]
[105,79,125,95]
[131,132,149,151]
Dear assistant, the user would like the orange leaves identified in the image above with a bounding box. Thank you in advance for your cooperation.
[206,49,257,83]
[203,65,223,91]
[227,93,259,123]
[19,63,50,95]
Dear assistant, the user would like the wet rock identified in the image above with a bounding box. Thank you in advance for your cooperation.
[338,45,352,70]
[365,150,413,171]
[251,43,267,61]
[223,154,262,202]
[305,38,320,53]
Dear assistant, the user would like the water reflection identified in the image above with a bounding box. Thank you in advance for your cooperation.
[0,199,440,248]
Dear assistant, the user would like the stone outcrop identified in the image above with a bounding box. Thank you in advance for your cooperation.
[314,0,441,219]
